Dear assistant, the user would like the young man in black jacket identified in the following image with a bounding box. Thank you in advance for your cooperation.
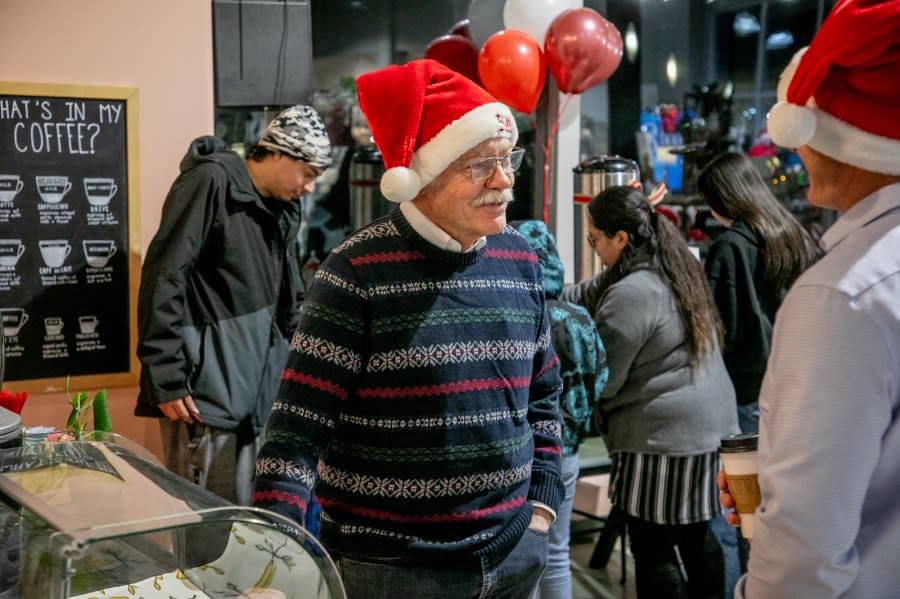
[136,105,332,504]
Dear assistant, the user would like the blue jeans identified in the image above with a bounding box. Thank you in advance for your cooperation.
[736,403,759,434]
[709,515,740,599]
[335,526,548,599]
[533,453,579,599]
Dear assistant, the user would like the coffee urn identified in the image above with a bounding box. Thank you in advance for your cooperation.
[348,146,393,231]
[572,155,640,282]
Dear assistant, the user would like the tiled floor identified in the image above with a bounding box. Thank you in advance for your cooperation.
[569,521,637,599]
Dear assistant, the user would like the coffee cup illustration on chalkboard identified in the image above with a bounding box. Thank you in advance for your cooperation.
[78,315,99,335]
[0,307,28,338]
[38,239,72,268]
[83,177,118,206]
[36,175,73,204]
[44,316,64,336]
[82,239,117,268]
[0,239,25,267]
[0,175,24,204]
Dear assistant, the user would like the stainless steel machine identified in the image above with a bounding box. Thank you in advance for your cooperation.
[572,155,640,282]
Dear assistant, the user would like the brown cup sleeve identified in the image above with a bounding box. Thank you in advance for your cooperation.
[724,473,761,514]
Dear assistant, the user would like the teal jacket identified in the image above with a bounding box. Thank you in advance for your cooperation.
[513,220,608,455]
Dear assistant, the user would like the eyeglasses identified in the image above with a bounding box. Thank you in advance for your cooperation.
[586,233,597,249]
[464,148,526,182]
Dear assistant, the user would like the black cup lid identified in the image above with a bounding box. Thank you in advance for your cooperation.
[719,433,758,452]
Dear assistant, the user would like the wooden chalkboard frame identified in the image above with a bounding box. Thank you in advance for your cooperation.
[0,82,140,393]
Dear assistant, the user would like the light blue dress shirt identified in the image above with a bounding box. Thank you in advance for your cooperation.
[735,183,900,598]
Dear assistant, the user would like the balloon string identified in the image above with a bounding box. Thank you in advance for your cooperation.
[541,93,573,224]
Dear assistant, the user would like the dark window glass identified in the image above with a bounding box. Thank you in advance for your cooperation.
[716,7,761,96]
[763,0,819,88]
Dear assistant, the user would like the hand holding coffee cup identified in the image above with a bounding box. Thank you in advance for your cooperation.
[716,471,743,529]
[719,433,760,539]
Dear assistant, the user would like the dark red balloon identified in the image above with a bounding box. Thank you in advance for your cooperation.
[449,18,472,40]
[544,8,624,94]
[425,34,481,86]
[477,30,545,113]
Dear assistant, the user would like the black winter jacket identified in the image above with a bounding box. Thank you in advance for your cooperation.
[704,221,783,405]
[136,136,303,432]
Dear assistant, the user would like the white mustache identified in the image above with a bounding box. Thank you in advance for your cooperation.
[472,188,514,207]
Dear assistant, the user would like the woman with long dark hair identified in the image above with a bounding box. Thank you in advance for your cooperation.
[563,185,738,599]
[698,152,820,433]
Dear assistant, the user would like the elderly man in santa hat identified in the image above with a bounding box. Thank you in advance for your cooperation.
[252,59,564,599]
[718,0,900,597]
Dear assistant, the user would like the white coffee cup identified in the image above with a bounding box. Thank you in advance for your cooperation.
[0,307,29,337]
[83,177,118,206]
[44,316,64,336]
[78,315,99,334]
[39,239,71,268]
[719,433,760,539]
[0,175,24,203]
[36,175,72,204]
[82,239,117,267]
[0,239,25,266]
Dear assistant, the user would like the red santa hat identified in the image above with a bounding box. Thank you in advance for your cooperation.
[356,59,518,202]
[766,0,900,174]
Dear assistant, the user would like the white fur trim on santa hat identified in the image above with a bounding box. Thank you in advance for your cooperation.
[807,108,900,175]
[767,46,900,174]
[379,102,518,202]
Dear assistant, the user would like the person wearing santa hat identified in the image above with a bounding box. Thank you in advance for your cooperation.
[717,0,900,597]
[252,59,564,598]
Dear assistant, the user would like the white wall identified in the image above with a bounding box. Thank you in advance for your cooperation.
[1,0,215,459]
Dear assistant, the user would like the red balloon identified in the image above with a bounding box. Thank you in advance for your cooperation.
[425,34,481,86]
[544,8,623,94]
[477,30,546,113]
[449,18,472,40]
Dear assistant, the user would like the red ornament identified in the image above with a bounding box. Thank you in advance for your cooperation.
[544,8,623,94]
[477,30,546,113]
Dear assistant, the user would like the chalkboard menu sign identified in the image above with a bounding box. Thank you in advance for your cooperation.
[0,83,140,392]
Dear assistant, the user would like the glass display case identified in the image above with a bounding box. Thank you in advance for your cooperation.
[0,438,346,599]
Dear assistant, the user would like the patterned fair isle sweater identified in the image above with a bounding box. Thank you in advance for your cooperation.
[252,210,564,563]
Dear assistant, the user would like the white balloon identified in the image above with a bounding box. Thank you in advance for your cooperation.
[502,0,580,47]
[468,0,507,49]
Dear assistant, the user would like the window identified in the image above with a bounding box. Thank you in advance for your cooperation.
[712,0,834,135]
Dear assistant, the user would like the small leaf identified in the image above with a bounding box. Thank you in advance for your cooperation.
[92,389,112,432]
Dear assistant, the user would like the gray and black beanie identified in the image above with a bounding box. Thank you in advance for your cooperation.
[258,105,333,169]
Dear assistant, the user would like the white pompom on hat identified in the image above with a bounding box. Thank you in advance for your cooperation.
[766,0,900,174]
[355,59,518,202]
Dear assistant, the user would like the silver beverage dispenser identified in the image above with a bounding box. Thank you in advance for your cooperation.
[348,105,392,231]
[348,145,393,231]
[572,155,640,282]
